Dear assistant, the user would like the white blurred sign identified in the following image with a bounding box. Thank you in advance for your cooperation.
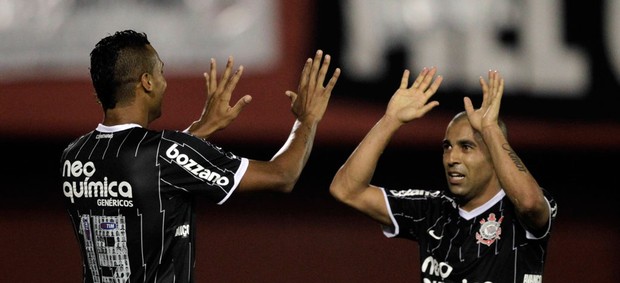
[341,0,591,97]
[0,0,279,81]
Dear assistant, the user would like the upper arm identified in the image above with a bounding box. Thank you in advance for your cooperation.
[516,189,556,237]
[236,159,296,193]
[330,178,393,226]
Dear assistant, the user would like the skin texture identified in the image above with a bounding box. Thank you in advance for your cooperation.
[238,50,341,193]
[443,117,499,211]
[77,30,343,282]
[329,68,550,235]
[184,56,252,138]
[101,36,341,194]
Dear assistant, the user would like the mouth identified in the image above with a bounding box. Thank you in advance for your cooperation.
[447,172,465,184]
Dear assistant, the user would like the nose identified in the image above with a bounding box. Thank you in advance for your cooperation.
[444,148,461,165]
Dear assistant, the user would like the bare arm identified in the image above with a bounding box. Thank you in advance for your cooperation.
[330,67,443,226]
[464,70,549,232]
[237,50,341,193]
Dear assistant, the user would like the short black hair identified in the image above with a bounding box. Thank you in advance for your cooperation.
[90,30,154,110]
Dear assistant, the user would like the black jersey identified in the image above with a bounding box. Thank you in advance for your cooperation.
[60,124,248,283]
[381,188,558,283]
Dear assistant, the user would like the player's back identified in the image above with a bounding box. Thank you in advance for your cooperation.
[60,126,195,282]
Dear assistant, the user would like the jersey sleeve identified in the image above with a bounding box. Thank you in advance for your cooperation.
[526,187,558,240]
[159,131,248,204]
[381,187,448,241]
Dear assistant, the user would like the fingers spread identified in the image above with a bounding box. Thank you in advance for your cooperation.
[400,69,411,89]
[480,74,490,109]
[325,68,341,93]
[424,75,443,99]
[463,96,475,116]
[410,68,426,89]
[231,95,252,115]
[317,53,331,87]
[297,58,312,94]
[208,58,217,94]
[222,65,243,101]
[419,67,437,91]
[308,50,324,94]
[217,56,234,94]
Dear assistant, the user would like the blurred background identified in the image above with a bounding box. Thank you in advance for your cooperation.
[1,0,618,282]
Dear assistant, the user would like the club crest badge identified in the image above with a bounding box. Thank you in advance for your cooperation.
[475,213,504,246]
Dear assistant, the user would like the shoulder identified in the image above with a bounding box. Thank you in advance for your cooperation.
[385,188,456,208]
[161,129,203,141]
[159,130,243,160]
[160,130,221,149]
[62,131,96,153]
[385,188,447,199]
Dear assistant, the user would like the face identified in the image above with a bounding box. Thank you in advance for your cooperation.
[146,46,167,122]
[442,118,498,208]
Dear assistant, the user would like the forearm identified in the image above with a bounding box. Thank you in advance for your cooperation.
[269,119,319,189]
[332,115,401,198]
[481,125,548,228]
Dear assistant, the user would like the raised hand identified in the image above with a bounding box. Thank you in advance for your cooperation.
[464,70,504,132]
[285,50,341,123]
[185,56,251,139]
[386,67,443,124]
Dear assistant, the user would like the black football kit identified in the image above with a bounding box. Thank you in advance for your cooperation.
[381,188,557,283]
[60,124,248,282]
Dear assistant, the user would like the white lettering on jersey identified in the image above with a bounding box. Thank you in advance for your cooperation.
[165,143,231,186]
[389,189,425,197]
[389,189,440,198]
[421,255,495,283]
[523,274,542,283]
[421,256,453,279]
[62,160,133,206]
[174,224,190,238]
[95,133,113,139]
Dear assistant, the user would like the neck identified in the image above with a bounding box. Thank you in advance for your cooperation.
[457,184,502,212]
[103,106,149,128]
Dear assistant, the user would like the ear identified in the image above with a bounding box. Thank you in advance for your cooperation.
[140,73,153,92]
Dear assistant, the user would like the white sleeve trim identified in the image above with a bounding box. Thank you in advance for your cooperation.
[525,196,553,240]
[380,187,400,238]
[217,157,249,205]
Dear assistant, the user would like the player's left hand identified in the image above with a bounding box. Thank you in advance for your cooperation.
[464,69,504,132]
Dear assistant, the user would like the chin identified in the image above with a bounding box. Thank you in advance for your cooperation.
[448,186,466,196]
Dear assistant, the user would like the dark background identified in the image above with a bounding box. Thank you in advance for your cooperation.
[1,0,618,282]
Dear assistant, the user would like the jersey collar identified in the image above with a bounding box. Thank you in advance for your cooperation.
[458,189,506,220]
[96,123,142,133]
